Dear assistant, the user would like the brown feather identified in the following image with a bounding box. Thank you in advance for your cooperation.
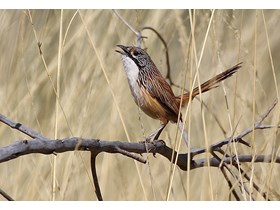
[139,65,181,123]
[176,62,242,106]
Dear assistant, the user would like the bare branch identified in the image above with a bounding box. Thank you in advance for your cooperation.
[112,10,146,47]
[256,98,278,125]
[0,137,279,171]
[0,138,144,163]
[0,114,49,141]
[241,166,270,201]
[141,26,172,81]
[235,99,279,140]
[0,187,14,201]
[113,10,140,37]
[0,99,278,200]
[220,166,241,201]
[90,151,103,201]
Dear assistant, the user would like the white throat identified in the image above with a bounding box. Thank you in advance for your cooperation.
[120,55,139,82]
[120,55,143,106]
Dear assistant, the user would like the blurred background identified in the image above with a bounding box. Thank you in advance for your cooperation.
[0,9,279,200]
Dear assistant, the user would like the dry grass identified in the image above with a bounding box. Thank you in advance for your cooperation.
[0,9,279,200]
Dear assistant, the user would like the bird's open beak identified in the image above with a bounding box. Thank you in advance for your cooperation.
[115,44,129,55]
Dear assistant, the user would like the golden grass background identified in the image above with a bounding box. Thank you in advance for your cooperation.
[0,9,279,200]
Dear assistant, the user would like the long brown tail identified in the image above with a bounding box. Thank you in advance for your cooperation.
[177,62,242,106]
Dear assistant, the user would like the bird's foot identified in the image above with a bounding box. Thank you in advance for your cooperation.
[139,138,166,158]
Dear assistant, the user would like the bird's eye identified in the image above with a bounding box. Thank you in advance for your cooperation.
[131,50,139,57]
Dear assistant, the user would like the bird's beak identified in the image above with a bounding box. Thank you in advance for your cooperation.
[115,44,129,55]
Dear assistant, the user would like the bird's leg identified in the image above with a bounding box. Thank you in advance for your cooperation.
[146,123,167,142]
[144,123,167,158]
[178,120,192,149]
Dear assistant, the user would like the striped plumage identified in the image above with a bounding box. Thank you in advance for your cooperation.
[116,45,241,141]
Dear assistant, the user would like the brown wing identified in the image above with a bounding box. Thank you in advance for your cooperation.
[139,66,180,120]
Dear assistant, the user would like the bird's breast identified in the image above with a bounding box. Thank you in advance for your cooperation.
[119,55,176,123]
[120,55,144,106]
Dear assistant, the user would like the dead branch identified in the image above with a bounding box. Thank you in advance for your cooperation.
[0,135,279,168]
[0,98,279,200]
[0,114,49,141]
[90,151,103,201]
[0,187,14,201]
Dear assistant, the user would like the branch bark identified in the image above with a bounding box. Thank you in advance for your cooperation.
[0,99,279,200]
[1,137,279,169]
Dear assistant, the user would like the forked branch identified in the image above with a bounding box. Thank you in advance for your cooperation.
[0,99,279,201]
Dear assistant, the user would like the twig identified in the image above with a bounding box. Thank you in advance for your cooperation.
[141,26,172,81]
[90,151,103,201]
[211,149,249,200]
[113,10,140,37]
[115,147,146,163]
[217,142,271,200]
[190,100,279,158]
[220,166,240,200]
[239,164,270,201]
[112,9,146,47]
[0,187,14,201]
[256,98,278,125]
[0,114,49,141]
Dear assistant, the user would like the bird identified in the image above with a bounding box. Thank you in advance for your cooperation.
[116,44,241,145]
